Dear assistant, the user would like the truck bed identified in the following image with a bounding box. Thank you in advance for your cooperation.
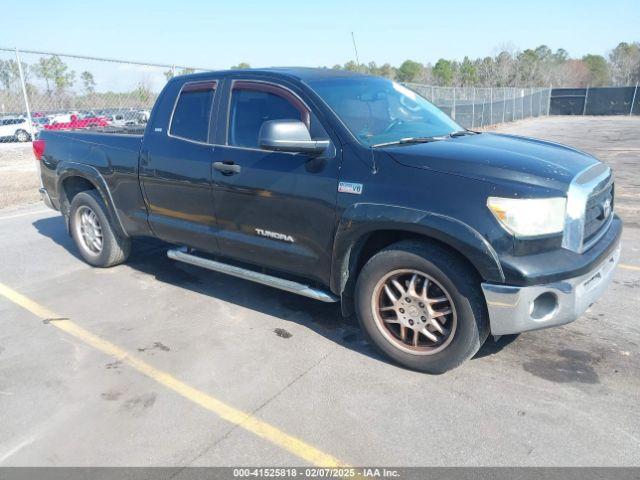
[37,128,147,236]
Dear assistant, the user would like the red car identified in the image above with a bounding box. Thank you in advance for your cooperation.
[44,114,109,131]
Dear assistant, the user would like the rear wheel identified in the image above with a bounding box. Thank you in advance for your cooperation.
[69,190,130,267]
[355,240,489,374]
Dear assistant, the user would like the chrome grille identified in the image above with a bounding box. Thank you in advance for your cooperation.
[583,179,614,245]
[562,163,612,254]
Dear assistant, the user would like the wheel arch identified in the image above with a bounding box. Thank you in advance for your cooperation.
[331,203,504,316]
[56,162,128,238]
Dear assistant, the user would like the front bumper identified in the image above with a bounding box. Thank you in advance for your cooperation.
[481,240,621,335]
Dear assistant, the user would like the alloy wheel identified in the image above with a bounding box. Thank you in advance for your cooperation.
[75,205,103,255]
[371,269,457,355]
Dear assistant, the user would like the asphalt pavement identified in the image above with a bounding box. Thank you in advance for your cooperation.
[0,116,639,467]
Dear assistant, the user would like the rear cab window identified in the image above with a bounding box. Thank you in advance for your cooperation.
[169,81,217,143]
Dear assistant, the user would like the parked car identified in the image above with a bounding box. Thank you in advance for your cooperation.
[33,116,51,130]
[49,112,79,125]
[0,117,37,142]
[43,114,109,131]
[137,110,151,124]
[105,111,139,127]
[34,68,621,373]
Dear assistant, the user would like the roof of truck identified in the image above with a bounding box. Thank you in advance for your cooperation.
[179,67,370,82]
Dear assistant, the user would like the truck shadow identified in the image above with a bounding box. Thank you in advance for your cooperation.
[32,215,518,370]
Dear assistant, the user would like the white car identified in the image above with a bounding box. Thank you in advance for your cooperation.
[106,112,139,127]
[137,110,151,124]
[0,117,37,142]
[49,112,79,125]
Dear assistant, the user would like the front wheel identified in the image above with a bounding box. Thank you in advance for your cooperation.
[355,240,489,374]
[69,190,131,267]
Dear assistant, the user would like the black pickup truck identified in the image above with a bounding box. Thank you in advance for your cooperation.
[35,68,622,373]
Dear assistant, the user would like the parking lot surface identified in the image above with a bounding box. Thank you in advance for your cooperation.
[0,116,639,467]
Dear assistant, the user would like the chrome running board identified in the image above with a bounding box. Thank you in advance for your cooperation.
[167,247,339,303]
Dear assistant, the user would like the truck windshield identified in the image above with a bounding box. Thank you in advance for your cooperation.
[307,76,461,147]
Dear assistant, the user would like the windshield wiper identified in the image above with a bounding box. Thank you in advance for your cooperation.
[372,136,442,148]
[449,130,479,138]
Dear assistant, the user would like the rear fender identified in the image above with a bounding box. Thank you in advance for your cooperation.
[56,161,128,238]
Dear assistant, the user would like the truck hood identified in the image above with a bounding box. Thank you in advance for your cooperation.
[382,132,599,192]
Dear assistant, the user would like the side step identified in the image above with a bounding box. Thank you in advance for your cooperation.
[167,247,339,303]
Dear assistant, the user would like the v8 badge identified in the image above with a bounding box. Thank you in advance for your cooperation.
[338,182,363,195]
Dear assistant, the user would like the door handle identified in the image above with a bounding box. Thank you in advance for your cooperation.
[213,161,241,175]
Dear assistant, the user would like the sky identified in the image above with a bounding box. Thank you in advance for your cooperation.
[1,0,638,92]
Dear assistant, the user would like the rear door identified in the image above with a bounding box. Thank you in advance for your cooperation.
[210,78,340,284]
[140,79,220,252]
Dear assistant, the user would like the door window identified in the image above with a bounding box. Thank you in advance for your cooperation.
[170,81,217,143]
[228,82,326,149]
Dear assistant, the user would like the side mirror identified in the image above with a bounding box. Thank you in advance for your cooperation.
[259,119,330,155]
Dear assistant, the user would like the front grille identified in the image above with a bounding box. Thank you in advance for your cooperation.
[583,179,614,245]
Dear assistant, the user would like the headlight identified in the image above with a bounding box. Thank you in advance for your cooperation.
[487,196,566,237]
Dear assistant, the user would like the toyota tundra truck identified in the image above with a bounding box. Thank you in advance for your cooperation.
[34,68,622,373]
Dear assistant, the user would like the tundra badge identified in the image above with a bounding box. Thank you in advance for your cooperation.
[255,228,295,243]
[338,182,363,195]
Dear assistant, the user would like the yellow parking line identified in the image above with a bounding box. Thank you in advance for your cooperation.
[619,263,640,272]
[0,282,345,467]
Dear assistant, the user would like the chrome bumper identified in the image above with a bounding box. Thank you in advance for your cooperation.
[39,187,55,210]
[481,242,621,335]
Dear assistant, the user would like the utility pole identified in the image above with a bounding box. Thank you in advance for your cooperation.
[351,32,360,71]
[14,48,33,135]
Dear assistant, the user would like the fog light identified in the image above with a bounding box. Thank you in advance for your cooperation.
[530,292,558,320]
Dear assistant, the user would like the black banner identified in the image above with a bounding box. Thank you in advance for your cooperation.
[550,86,639,115]
[0,468,639,480]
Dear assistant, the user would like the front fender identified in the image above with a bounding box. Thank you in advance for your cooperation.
[331,203,505,295]
[56,161,128,238]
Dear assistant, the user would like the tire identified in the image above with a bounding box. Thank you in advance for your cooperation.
[69,190,131,267]
[355,240,489,374]
[15,130,30,142]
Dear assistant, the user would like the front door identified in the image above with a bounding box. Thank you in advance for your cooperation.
[211,79,339,284]
[140,80,219,252]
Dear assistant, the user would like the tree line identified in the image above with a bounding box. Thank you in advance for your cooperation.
[1,40,638,103]
[0,56,165,111]
[323,41,640,87]
[0,56,97,96]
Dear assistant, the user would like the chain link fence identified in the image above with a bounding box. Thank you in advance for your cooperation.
[1,47,555,143]
[0,47,210,141]
[405,84,551,130]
